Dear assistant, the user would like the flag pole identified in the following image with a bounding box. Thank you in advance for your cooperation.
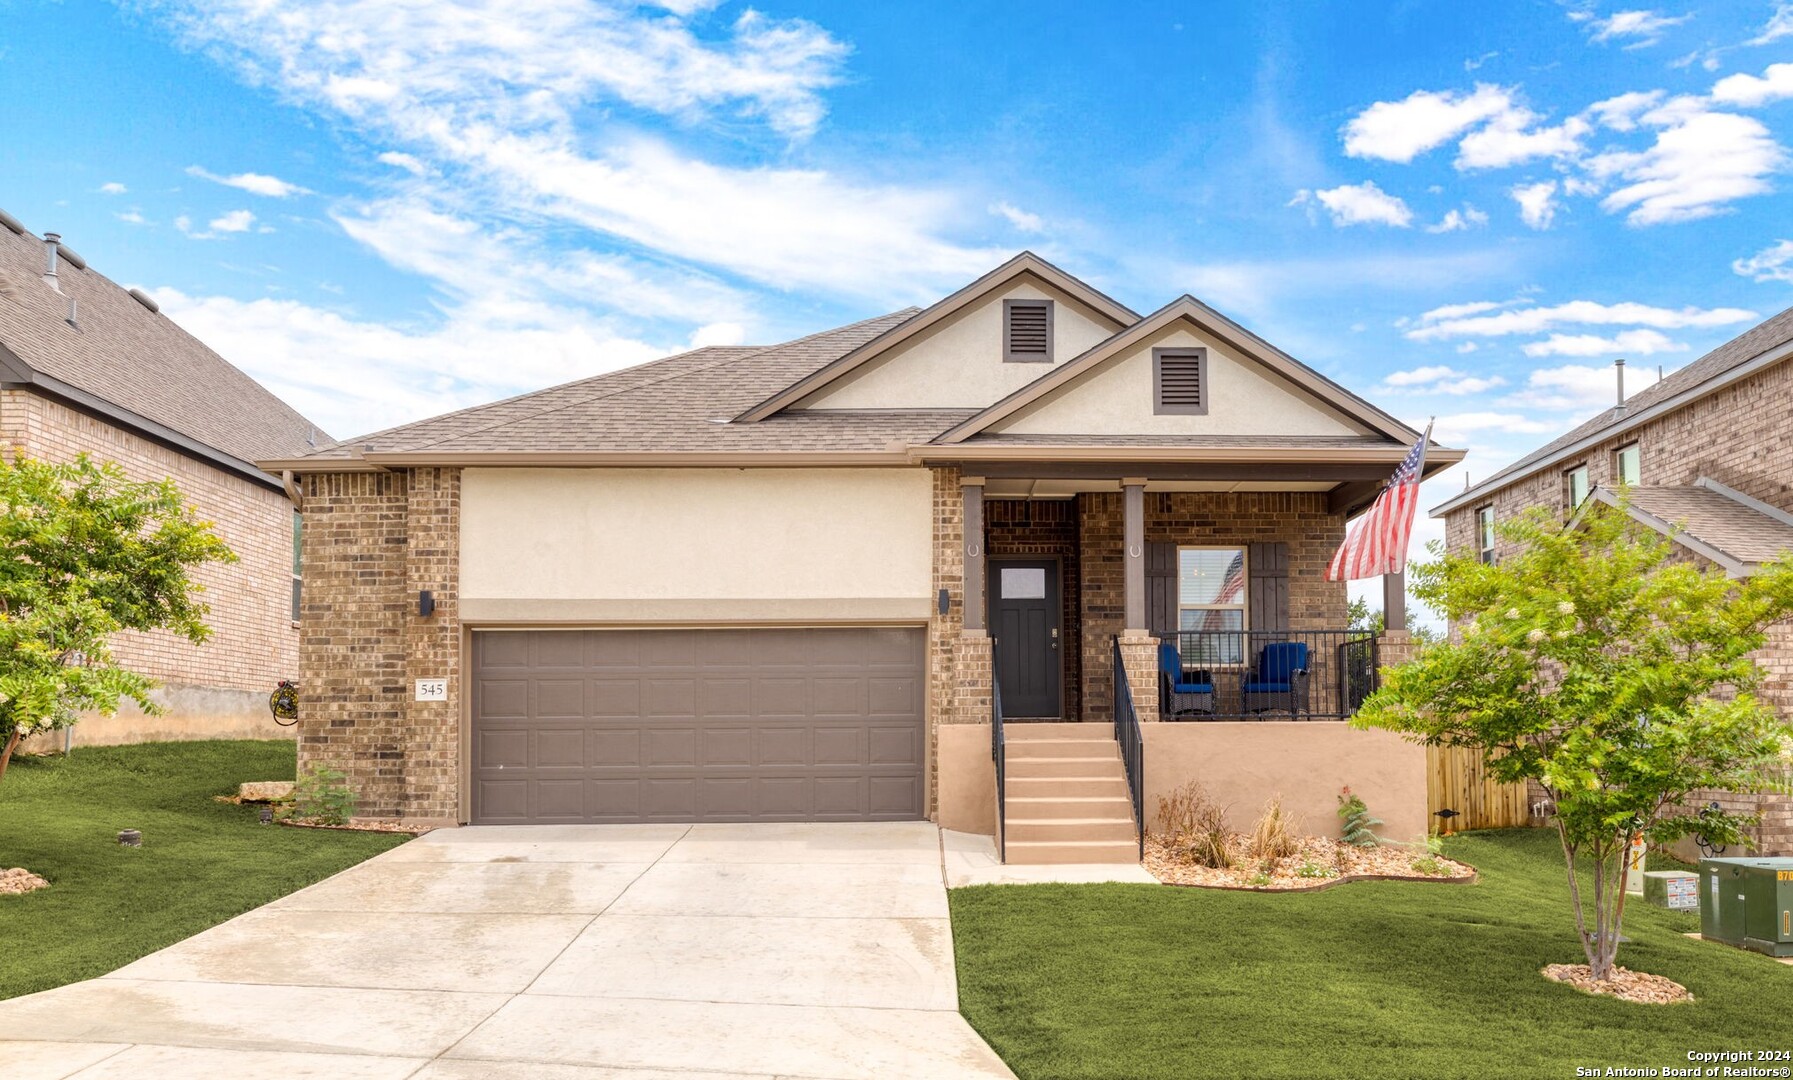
[1382,418,1433,634]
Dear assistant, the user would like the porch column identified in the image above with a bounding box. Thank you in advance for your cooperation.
[962,477,985,631]
[1122,478,1147,635]
[1383,570,1407,632]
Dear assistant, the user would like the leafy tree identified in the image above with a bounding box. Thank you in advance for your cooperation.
[1355,501,1793,983]
[0,455,234,780]
[1348,595,1442,647]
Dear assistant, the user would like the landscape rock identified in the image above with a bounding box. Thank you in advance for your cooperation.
[237,781,295,802]
[0,867,49,894]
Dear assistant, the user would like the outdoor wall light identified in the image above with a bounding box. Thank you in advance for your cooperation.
[938,588,950,615]
[418,589,435,617]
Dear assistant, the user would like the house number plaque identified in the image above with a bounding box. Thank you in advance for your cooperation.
[415,678,448,701]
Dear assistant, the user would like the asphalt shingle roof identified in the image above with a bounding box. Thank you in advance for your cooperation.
[0,218,325,464]
[1620,484,1793,567]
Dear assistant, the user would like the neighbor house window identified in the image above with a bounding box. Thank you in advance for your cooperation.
[1475,506,1496,565]
[1154,347,1209,415]
[1566,464,1590,509]
[1178,546,1247,664]
[1003,299,1052,362]
[1615,444,1640,487]
[291,510,302,623]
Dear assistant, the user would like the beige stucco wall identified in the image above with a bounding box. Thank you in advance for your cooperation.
[936,723,997,835]
[460,467,935,619]
[993,322,1372,437]
[1141,722,1427,842]
[799,279,1120,410]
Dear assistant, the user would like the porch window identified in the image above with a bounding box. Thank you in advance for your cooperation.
[1615,444,1640,486]
[1475,506,1495,565]
[1178,546,1247,664]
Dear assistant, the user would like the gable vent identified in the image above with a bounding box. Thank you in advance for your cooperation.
[1154,348,1208,415]
[1004,299,1052,363]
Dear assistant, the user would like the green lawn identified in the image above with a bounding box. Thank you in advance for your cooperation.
[952,830,1793,1080]
[0,739,408,1000]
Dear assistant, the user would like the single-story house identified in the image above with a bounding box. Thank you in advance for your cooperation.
[1433,304,1793,856]
[0,208,326,748]
[264,254,1459,862]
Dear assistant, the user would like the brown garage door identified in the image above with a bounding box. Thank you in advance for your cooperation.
[471,627,926,824]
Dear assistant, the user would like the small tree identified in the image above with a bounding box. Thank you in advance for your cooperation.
[1355,501,1793,983]
[0,455,234,779]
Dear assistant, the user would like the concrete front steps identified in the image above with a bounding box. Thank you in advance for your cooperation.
[1002,723,1140,865]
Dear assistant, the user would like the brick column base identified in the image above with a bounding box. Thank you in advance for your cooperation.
[1378,630,1415,669]
[950,632,994,725]
[1117,634,1160,724]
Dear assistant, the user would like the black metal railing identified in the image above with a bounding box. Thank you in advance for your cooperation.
[1111,637,1146,858]
[992,652,1007,863]
[1162,629,1380,721]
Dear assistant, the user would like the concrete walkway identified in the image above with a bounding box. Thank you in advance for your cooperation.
[0,822,1015,1080]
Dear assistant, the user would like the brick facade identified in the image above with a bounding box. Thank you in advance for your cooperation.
[297,468,461,822]
[1,388,298,747]
[1444,354,1793,854]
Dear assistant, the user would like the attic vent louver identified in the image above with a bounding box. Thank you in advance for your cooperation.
[129,288,160,314]
[1153,348,1208,415]
[1003,299,1052,363]
[0,208,23,235]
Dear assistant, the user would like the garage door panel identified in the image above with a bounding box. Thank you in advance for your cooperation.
[472,628,924,824]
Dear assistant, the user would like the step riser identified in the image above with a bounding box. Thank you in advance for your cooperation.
[1004,723,1115,738]
[1006,820,1139,844]
[1005,741,1120,760]
[1003,841,1140,865]
[1006,797,1135,819]
[1006,777,1131,799]
[1006,758,1125,778]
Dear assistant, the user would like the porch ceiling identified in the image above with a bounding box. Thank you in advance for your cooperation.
[983,478,1335,497]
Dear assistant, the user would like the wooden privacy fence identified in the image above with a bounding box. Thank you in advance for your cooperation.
[1427,744,1531,832]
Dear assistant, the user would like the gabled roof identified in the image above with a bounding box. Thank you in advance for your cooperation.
[1582,478,1793,577]
[0,213,326,478]
[1433,304,1793,518]
[732,251,1138,422]
[931,294,1425,446]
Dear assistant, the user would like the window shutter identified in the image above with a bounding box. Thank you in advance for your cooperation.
[1247,542,1289,631]
[1154,349,1207,413]
[1004,300,1051,362]
[1146,542,1177,637]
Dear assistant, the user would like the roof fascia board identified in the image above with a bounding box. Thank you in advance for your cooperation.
[350,450,916,470]
[733,253,1138,423]
[1433,334,1793,518]
[1695,476,1793,530]
[933,297,1423,445]
[1,345,282,491]
[1582,487,1752,577]
[910,443,1467,466]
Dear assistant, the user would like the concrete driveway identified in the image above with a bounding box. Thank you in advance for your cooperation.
[0,822,1014,1080]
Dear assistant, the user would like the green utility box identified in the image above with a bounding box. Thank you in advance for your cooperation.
[1643,870,1698,910]
[1699,857,1793,957]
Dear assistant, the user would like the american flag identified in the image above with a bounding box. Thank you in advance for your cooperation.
[1326,422,1432,581]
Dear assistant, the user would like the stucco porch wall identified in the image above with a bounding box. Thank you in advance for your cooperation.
[1141,721,1427,842]
[936,723,997,835]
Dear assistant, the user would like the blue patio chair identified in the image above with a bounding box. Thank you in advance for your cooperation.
[1241,641,1310,718]
[1158,639,1215,719]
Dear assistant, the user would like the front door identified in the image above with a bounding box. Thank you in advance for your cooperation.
[990,559,1062,719]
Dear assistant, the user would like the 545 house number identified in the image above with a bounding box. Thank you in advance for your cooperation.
[415,679,448,701]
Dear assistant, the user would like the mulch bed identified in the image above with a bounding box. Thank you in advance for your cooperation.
[1542,964,1693,1004]
[1144,834,1476,891]
[278,819,433,835]
[0,867,50,895]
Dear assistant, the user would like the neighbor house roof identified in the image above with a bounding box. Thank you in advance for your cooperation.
[1433,305,1793,518]
[1583,478,1793,577]
[0,212,326,479]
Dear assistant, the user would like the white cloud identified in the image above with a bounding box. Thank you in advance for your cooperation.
[186,165,313,198]
[1748,4,1793,45]
[1519,328,1690,357]
[1341,84,1515,163]
[1303,181,1413,227]
[116,210,147,225]
[1465,51,1499,72]
[1505,361,1668,411]
[1510,181,1560,229]
[989,201,1044,233]
[1734,239,1793,283]
[1456,112,1590,169]
[99,182,128,195]
[1456,341,1480,354]
[1579,9,1692,47]
[1412,299,1512,322]
[1710,62,1793,108]
[210,209,256,233]
[376,151,429,176]
[1381,365,1507,394]
[1585,108,1787,224]
[1431,411,1558,436]
[1587,90,1665,131]
[1405,298,1756,341]
[1425,206,1490,233]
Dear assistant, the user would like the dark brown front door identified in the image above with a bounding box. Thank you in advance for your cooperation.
[470,627,925,824]
[990,559,1062,718]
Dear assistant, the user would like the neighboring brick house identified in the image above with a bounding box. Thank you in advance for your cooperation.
[266,253,1462,862]
[1433,305,1793,855]
[0,208,326,748]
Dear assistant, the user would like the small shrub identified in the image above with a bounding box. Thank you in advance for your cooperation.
[1410,855,1448,876]
[1295,860,1338,880]
[1155,780,1232,869]
[1249,796,1300,862]
[279,766,355,826]
[1337,786,1383,848]
[1246,870,1273,887]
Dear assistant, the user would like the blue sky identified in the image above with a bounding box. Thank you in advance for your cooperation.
[2,0,1791,586]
